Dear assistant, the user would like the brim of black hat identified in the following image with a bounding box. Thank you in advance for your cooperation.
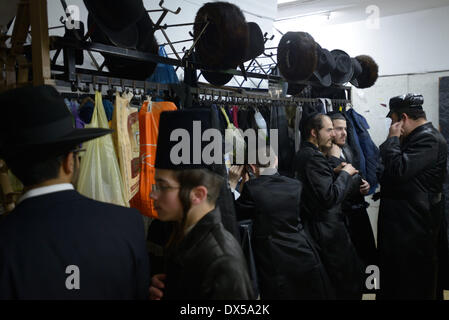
[331,69,354,85]
[350,78,359,87]
[243,22,264,62]
[386,110,393,118]
[202,69,234,86]
[1,128,112,159]
[312,71,332,87]
[89,14,139,48]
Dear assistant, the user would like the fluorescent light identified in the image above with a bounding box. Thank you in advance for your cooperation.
[278,0,298,4]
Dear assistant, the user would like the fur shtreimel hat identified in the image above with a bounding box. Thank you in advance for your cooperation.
[352,55,379,89]
[194,2,249,70]
[277,31,318,82]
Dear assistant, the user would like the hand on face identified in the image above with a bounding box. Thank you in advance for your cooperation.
[228,165,244,190]
[388,119,403,138]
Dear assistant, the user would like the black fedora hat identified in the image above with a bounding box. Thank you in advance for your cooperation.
[194,2,249,70]
[277,31,317,82]
[352,55,379,89]
[155,109,224,175]
[311,44,336,87]
[330,49,353,85]
[83,0,144,49]
[88,13,158,80]
[349,57,363,87]
[243,22,265,62]
[0,85,111,161]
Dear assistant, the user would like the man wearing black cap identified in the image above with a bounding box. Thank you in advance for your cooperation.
[0,85,150,299]
[148,109,254,300]
[378,93,448,299]
[293,112,364,299]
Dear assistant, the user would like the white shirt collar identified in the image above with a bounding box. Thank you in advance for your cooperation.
[17,183,74,204]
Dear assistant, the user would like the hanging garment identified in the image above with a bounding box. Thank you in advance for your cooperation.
[147,45,180,84]
[220,106,245,166]
[69,100,85,129]
[343,112,364,177]
[294,105,303,152]
[210,104,242,242]
[77,91,128,207]
[111,94,140,202]
[130,100,177,217]
[270,103,294,177]
[232,105,239,128]
[346,108,380,195]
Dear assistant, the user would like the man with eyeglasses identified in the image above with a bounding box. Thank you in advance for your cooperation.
[0,85,150,299]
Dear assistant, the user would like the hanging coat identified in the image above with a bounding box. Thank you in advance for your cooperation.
[235,173,335,299]
[377,122,448,299]
[293,142,364,299]
[346,109,380,195]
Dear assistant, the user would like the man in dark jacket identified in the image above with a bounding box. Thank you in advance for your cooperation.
[326,112,378,275]
[230,148,335,299]
[377,94,448,300]
[293,112,364,299]
[0,85,150,299]
[148,109,254,300]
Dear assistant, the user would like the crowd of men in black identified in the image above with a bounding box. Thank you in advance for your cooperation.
[0,86,447,300]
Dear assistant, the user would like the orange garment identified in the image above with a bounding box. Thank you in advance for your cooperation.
[130,100,177,217]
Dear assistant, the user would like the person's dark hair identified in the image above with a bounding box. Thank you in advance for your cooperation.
[6,153,68,187]
[393,108,426,120]
[328,112,346,122]
[167,168,224,248]
[303,113,329,140]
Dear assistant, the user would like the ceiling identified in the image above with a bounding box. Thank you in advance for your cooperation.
[276,0,449,22]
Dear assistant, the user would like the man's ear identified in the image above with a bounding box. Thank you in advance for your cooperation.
[62,152,74,175]
[311,128,317,138]
[400,113,408,122]
[190,186,208,205]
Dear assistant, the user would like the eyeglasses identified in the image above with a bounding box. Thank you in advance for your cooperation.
[72,148,86,161]
[151,183,180,194]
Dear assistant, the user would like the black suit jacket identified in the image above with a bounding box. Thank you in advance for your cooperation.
[0,190,150,300]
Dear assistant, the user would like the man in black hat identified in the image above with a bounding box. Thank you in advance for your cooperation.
[0,85,150,299]
[148,109,253,300]
[377,93,448,300]
[293,112,364,299]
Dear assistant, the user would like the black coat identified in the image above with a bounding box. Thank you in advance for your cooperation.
[235,173,335,299]
[0,190,150,299]
[328,145,378,269]
[163,207,254,300]
[378,122,448,299]
[294,142,364,299]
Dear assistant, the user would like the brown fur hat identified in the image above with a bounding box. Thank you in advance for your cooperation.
[194,2,249,69]
[354,55,379,88]
[277,32,318,82]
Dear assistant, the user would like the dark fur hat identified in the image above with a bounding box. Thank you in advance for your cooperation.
[354,55,378,89]
[194,2,249,69]
[277,32,317,82]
